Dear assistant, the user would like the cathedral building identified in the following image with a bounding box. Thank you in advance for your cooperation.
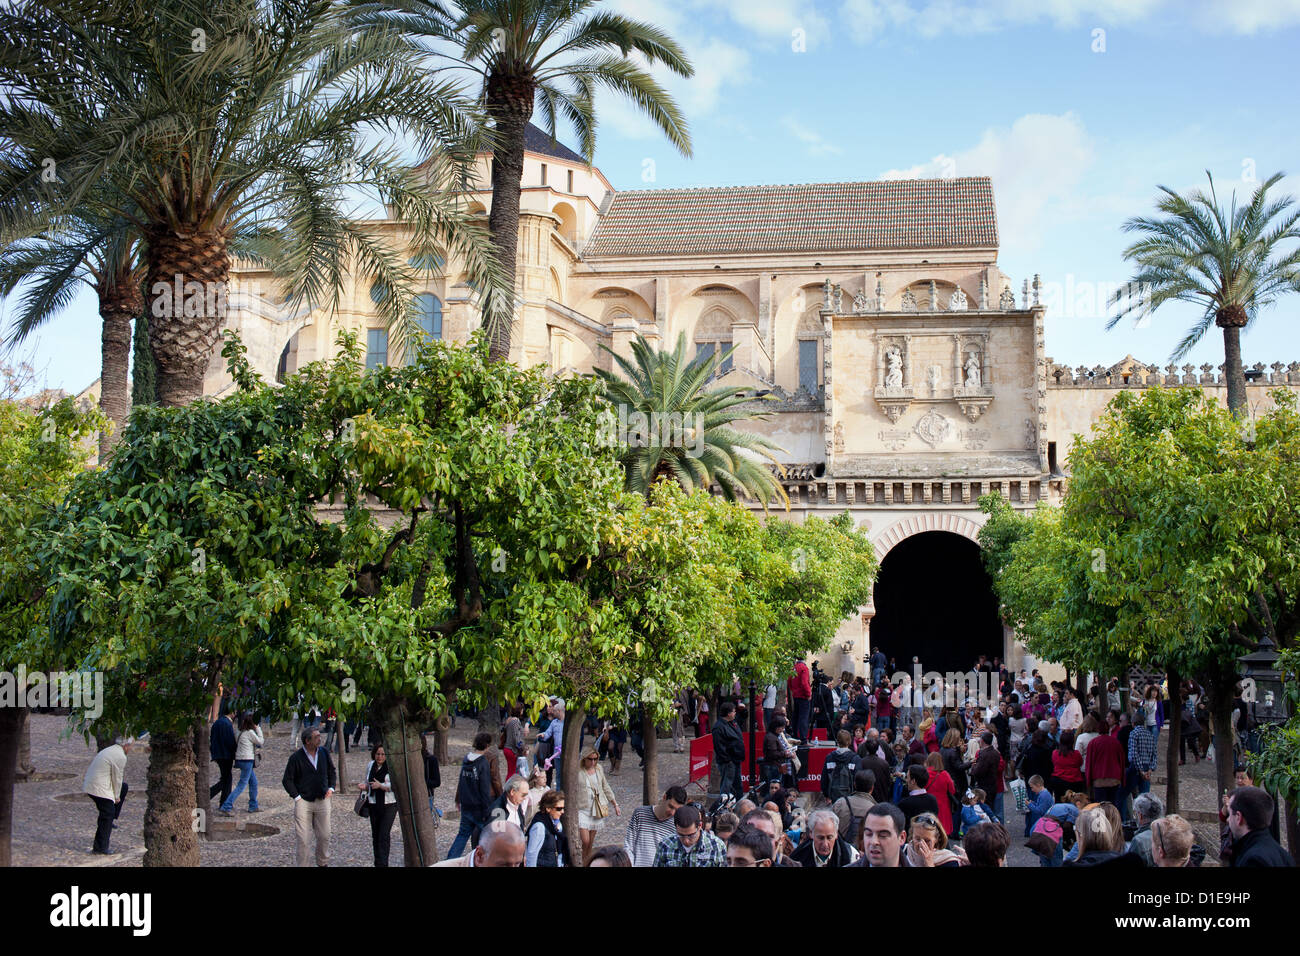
[212,125,1298,679]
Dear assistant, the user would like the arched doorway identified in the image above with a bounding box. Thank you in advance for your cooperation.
[870,530,1002,674]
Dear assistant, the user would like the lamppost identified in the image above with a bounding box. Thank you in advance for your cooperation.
[1238,635,1287,749]
[747,674,757,798]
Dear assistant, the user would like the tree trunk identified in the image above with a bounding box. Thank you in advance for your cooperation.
[641,710,659,807]
[1221,325,1247,416]
[17,710,33,780]
[434,724,450,766]
[560,704,585,866]
[484,85,532,363]
[96,281,138,461]
[143,731,200,866]
[1164,668,1182,815]
[476,698,501,739]
[0,706,25,867]
[193,716,210,830]
[131,312,158,407]
[1287,804,1299,860]
[144,227,230,407]
[378,698,439,866]
[1208,665,1237,804]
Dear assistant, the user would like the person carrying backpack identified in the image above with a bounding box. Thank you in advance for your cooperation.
[447,732,495,859]
[821,730,862,805]
[832,769,877,847]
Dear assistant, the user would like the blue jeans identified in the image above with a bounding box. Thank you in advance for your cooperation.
[447,812,484,859]
[1038,841,1064,866]
[877,715,892,731]
[222,759,258,811]
[717,760,742,800]
[991,791,1004,823]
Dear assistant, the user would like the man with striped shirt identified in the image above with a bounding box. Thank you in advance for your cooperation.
[624,785,687,866]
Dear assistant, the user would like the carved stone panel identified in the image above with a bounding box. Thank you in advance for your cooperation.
[913,409,952,447]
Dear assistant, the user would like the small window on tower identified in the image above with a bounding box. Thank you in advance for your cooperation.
[567,169,574,193]
[540,163,547,186]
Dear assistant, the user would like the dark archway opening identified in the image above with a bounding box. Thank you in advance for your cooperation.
[871,531,1002,674]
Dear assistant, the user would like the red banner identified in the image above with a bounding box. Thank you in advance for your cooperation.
[689,733,834,793]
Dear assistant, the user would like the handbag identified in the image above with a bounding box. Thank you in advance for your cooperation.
[354,760,373,817]
[590,773,610,819]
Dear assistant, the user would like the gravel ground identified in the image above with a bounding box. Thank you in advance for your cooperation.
[13,712,1280,866]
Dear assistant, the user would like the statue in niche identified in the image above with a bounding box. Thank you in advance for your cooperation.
[964,350,981,387]
[927,364,942,396]
[884,346,904,388]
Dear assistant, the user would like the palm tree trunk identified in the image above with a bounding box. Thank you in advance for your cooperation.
[145,227,230,407]
[484,85,532,363]
[131,313,158,406]
[377,697,439,866]
[143,730,200,866]
[96,292,135,461]
[1222,325,1248,416]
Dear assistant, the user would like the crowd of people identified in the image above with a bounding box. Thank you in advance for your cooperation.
[76,660,1293,869]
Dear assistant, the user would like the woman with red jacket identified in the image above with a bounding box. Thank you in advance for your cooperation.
[923,751,957,836]
[1085,727,1125,804]
[1050,729,1085,802]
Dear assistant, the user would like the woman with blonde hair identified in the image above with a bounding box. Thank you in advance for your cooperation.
[572,746,619,865]
[940,727,969,794]
[918,715,939,754]
[1065,806,1123,866]
[904,811,965,867]
[522,765,550,827]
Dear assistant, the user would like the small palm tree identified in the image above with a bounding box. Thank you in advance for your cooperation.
[1109,170,1300,414]
[0,0,507,407]
[353,0,694,361]
[0,200,145,461]
[596,333,789,508]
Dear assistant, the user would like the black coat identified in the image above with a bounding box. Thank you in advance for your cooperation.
[210,717,237,761]
[1231,828,1296,867]
[423,752,440,793]
[527,813,568,867]
[791,837,856,868]
[713,716,745,763]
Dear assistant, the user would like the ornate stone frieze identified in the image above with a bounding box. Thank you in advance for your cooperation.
[878,428,910,451]
[913,409,952,447]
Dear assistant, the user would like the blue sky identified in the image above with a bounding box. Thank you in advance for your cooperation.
[7,0,1300,392]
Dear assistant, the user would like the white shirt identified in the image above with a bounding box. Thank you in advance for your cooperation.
[764,686,778,708]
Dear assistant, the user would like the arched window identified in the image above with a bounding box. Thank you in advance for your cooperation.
[694,307,734,375]
[414,293,442,340]
[796,312,824,396]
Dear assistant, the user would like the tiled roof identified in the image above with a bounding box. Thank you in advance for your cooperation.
[522,123,587,164]
[584,177,998,258]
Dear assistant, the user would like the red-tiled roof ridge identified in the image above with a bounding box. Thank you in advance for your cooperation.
[609,174,993,194]
[584,177,999,258]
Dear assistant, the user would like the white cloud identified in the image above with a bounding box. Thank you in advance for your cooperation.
[781,116,845,156]
[834,0,1299,42]
[880,112,1096,251]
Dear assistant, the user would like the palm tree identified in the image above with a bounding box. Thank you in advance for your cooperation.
[0,0,508,408]
[0,0,509,867]
[0,207,145,462]
[352,0,694,361]
[596,333,790,508]
[1109,171,1300,415]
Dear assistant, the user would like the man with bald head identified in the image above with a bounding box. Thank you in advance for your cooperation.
[433,819,526,867]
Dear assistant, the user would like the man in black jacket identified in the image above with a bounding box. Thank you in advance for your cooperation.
[281,727,337,866]
[448,732,495,859]
[1228,787,1296,867]
[209,710,236,809]
[713,703,746,800]
[896,766,939,830]
[791,809,859,867]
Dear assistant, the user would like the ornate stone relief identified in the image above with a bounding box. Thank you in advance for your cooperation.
[949,286,969,310]
[960,428,990,450]
[927,364,943,397]
[878,428,910,451]
[833,421,845,454]
[900,289,917,312]
[913,409,952,447]
[852,290,869,313]
[1023,418,1037,449]
[999,286,1016,310]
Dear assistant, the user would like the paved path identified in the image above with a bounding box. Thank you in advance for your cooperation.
[11,714,1287,866]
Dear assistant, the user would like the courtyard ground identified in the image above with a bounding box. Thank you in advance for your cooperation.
[9,713,1279,867]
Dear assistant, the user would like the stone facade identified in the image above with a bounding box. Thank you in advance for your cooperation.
[202,129,1299,679]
